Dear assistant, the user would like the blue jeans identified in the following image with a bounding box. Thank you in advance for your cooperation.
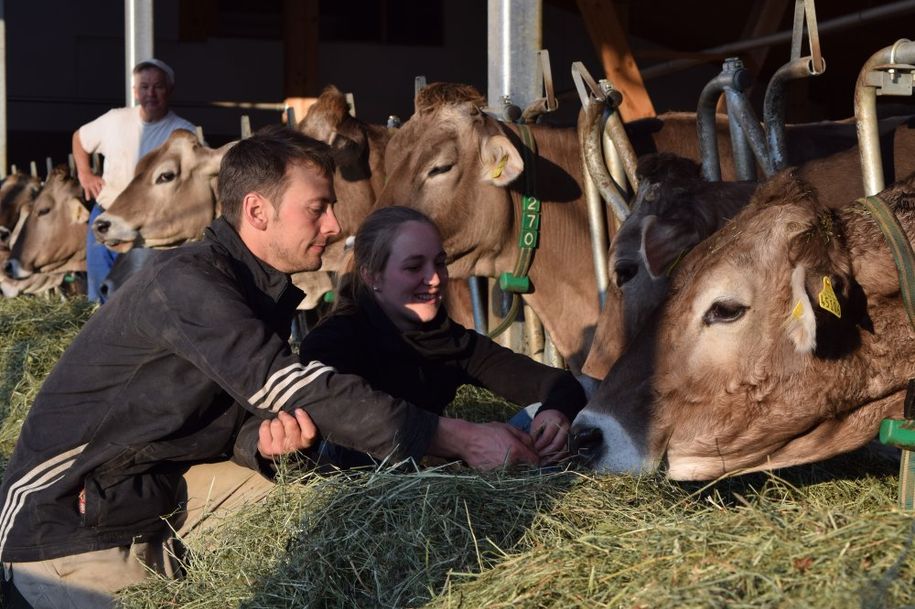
[86,205,118,303]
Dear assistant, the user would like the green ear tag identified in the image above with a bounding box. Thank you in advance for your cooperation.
[818,276,841,318]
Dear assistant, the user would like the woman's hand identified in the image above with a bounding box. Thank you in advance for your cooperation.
[258,408,318,458]
[530,410,570,464]
[430,417,541,470]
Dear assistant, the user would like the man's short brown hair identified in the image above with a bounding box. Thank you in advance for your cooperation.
[218,125,336,229]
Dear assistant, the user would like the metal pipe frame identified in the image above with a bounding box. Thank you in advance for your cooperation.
[697,59,773,182]
[467,277,488,334]
[764,57,823,171]
[855,39,915,196]
[724,87,756,181]
[580,103,630,223]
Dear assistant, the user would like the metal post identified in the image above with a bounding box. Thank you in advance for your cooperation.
[487,0,544,360]
[854,39,915,196]
[467,277,487,334]
[124,0,154,107]
[487,0,542,111]
[240,115,252,139]
[723,59,756,181]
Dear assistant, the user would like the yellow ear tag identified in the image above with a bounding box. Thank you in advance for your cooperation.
[791,300,804,320]
[818,276,842,318]
[491,154,509,179]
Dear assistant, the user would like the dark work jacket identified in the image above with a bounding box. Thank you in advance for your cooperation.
[298,295,587,464]
[0,218,437,562]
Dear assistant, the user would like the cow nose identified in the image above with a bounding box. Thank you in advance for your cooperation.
[569,426,603,461]
[3,260,14,278]
[94,218,111,235]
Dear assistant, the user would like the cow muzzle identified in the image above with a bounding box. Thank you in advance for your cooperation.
[4,258,30,280]
[92,213,140,252]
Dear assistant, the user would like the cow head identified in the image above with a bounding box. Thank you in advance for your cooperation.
[582,154,757,379]
[376,83,523,278]
[0,173,40,250]
[572,170,914,480]
[93,129,231,252]
[298,85,392,271]
[5,166,89,278]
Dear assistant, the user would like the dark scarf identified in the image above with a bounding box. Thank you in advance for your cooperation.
[359,293,472,360]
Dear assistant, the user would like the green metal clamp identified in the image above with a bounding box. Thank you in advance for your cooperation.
[879,379,915,511]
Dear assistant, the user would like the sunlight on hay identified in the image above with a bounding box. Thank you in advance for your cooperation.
[1,297,913,609]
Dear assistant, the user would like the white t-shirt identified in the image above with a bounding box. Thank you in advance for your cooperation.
[78,106,196,208]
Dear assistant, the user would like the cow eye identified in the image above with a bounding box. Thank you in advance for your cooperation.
[36,207,51,216]
[615,261,638,287]
[428,164,453,178]
[155,170,177,184]
[702,300,748,325]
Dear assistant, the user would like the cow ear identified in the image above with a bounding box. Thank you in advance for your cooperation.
[480,134,523,186]
[70,197,90,224]
[640,215,697,279]
[200,143,233,177]
[786,265,817,353]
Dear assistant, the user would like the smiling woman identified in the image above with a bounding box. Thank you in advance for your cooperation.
[298,206,588,471]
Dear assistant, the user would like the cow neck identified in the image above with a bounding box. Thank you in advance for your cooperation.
[488,122,541,339]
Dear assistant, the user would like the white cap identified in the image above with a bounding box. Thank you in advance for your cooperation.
[133,58,175,87]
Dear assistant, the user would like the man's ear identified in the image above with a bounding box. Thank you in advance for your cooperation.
[242,192,271,230]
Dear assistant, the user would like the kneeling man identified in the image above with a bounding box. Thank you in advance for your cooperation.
[0,126,437,608]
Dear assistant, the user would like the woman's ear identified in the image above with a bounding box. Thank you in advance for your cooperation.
[359,267,376,290]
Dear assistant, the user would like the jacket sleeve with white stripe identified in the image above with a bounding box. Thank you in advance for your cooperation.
[142,256,439,463]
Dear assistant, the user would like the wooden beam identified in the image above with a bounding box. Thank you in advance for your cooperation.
[282,0,319,99]
[576,0,655,121]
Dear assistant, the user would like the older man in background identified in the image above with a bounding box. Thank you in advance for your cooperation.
[72,58,196,302]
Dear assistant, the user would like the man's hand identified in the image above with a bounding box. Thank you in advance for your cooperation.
[257,408,317,458]
[77,170,105,202]
[530,410,570,464]
[430,418,541,471]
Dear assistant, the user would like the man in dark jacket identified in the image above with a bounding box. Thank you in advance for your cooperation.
[0,126,439,608]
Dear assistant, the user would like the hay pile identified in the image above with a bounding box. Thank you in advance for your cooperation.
[0,297,94,467]
[1,298,914,608]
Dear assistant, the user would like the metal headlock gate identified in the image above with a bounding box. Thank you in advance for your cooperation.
[854,38,915,510]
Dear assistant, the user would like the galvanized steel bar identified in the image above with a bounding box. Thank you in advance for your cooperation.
[581,104,630,223]
[697,58,773,181]
[855,39,915,196]
[467,277,487,334]
[582,152,609,310]
[724,89,755,181]
[764,58,822,170]
[124,0,154,107]
[487,0,542,110]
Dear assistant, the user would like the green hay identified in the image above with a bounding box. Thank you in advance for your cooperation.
[2,298,914,608]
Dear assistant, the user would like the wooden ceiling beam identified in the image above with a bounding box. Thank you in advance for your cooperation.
[576,0,655,120]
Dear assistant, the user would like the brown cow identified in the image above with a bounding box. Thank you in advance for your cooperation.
[582,119,915,381]
[297,85,392,272]
[0,173,40,251]
[92,129,228,251]
[4,167,90,280]
[571,169,915,480]
[377,83,602,369]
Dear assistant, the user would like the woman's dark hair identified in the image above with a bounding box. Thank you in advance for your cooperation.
[334,206,442,314]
